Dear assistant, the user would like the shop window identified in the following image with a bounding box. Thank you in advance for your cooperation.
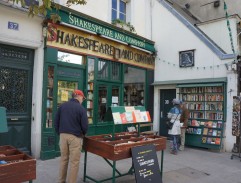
[111,62,121,81]
[124,66,145,106]
[98,59,109,79]
[98,85,108,122]
[46,66,54,128]
[58,51,84,65]
[112,0,127,22]
[87,58,95,124]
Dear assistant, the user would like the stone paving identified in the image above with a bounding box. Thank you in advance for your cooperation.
[33,146,241,183]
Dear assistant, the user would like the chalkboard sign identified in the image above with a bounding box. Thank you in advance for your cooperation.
[131,144,162,183]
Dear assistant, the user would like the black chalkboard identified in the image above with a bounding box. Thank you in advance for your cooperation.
[131,144,162,183]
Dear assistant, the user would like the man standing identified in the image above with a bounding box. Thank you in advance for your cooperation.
[55,90,88,183]
[180,100,189,151]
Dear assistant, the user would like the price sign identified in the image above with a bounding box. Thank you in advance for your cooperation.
[131,144,162,183]
[8,22,19,31]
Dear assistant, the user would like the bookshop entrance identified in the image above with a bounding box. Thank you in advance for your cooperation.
[159,89,176,137]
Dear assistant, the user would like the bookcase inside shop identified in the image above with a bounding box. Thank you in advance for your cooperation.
[87,59,95,125]
[179,86,225,149]
[46,66,54,128]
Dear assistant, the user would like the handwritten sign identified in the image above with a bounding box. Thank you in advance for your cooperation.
[131,144,162,183]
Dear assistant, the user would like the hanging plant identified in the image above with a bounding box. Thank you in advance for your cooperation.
[112,19,136,33]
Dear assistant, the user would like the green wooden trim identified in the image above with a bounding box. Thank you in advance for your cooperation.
[47,7,155,52]
[152,77,227,86]
[177,83,224,88]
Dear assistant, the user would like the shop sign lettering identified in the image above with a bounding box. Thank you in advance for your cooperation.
[47,24,155,66]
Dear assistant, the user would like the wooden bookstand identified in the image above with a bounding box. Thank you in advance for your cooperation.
[0,146,36,183]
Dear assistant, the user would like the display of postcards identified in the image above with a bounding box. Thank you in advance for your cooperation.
[125,112,133,123]
[202,137,207,143]
[207,138,212,144]
[212,130,217,136]
[197,129,202,135]
[120,113,127,124]
[212,122,217,128]
[112,112,122,124]
[208,129,213,136]
[203,128,208,135]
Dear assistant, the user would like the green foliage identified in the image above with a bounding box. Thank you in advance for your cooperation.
[8,0,87,22]
[112,19,136,33]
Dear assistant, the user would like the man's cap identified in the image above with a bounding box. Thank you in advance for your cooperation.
[73,90,86,99]
[172,98,180,105]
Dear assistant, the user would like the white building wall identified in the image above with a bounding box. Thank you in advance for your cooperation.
[57,0,151,38]
[0,5,44,158]
[152,1,236,152]
[198,18,238,54]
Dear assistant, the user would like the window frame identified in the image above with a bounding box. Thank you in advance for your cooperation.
[111,0,127,22]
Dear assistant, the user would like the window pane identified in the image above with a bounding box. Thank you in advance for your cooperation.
[98,86,108,122]
[58,51,83,65]
[119,13,126,22]
[120,0,126,14]
[112,0,117,9]
[111,62,120,80]
[112,9,117,21]
[98,59,109,79]
[124,66,145,106]
[112,86,119,106]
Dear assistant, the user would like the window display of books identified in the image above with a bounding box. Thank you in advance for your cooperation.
[46,66,54,128]
[87,59,95,125]
[179,85,224,149]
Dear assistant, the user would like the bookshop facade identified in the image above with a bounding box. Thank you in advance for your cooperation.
[40,7,155,159]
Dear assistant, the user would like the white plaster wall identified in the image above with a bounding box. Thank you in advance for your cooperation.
[0,5,44,158]
[152,1,232,83]
[198,18,238,54]
[57,0,110,22]
[57,0,152,39]
[152,1,236,152]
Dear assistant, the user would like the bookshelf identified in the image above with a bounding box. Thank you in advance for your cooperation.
[179,85,225,150]
[87,59,95,125]
[46,66,54,128]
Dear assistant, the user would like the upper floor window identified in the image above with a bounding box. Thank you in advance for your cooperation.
[112,0,127,22]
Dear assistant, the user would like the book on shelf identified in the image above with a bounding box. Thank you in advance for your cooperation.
[208,129,213,136]
[207,138,212,144]
[212,122,217,128]
[212,130,217,136]
[87,101,93,109]
[217,131,222,137]
[203,128,208,135]
[215,138,221,145]
[217,121,222,128]
[202,137,207,143]
[191,120,200,126]
[197,129,202,135]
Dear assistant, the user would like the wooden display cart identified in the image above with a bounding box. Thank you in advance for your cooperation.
[0,146,36,183]
[83,106,166,183]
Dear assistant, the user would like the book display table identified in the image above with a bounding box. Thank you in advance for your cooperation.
[83,132,166,183]
[0,146,36,183]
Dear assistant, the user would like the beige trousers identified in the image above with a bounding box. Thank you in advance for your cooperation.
[180,128,186,150]
[58,133,83,183]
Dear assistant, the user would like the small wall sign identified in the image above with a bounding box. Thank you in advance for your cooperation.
[8,22,19,31]
[179,50,194,67]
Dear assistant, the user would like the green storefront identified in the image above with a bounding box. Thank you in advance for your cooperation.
[40,7,156,160]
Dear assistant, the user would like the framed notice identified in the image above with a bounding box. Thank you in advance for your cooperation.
[179,50,194,67]
[131,144,162,183]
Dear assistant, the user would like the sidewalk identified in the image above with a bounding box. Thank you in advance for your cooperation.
[34,146,241,183]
